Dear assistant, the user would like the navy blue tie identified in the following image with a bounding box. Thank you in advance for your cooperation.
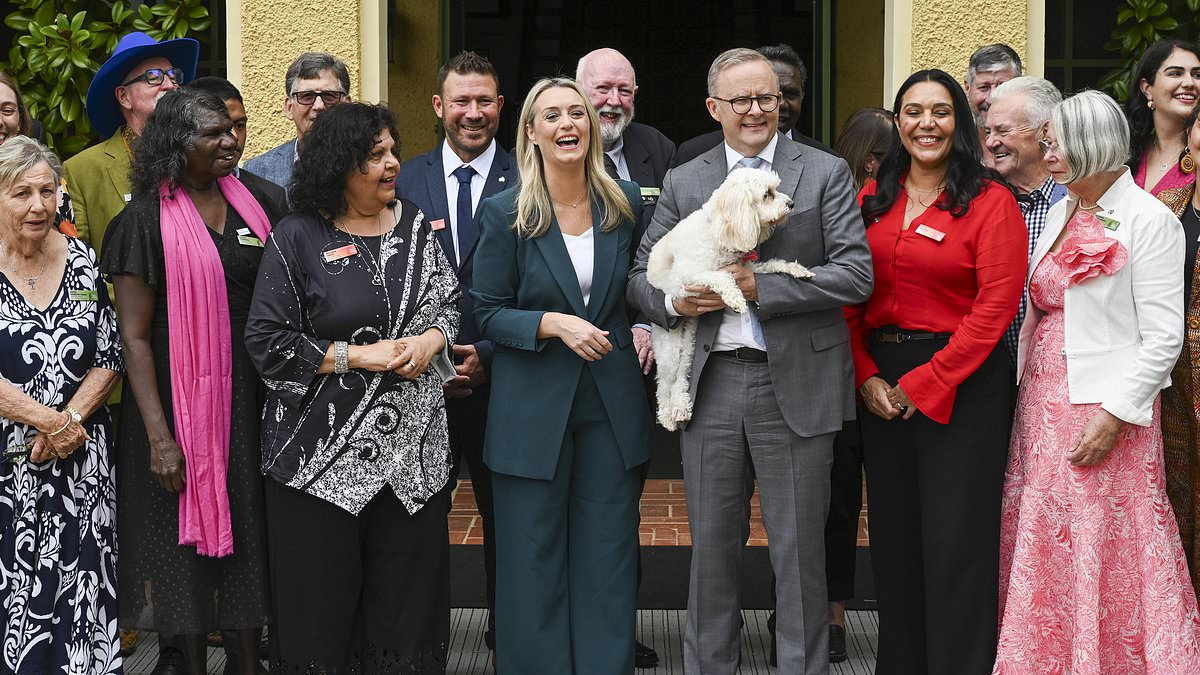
[452,164,478,265]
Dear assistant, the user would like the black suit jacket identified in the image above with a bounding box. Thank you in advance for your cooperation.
[669,128,838,168]
[396,142,519,372]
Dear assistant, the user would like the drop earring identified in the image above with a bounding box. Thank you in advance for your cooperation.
[1182,150,1196,174]
[1147,98,1156,110]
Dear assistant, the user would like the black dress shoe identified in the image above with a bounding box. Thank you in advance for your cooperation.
[635,640,660,668]
[829,624,848,664]
[151,647,185,675]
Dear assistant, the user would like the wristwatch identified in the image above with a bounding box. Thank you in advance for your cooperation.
[64,406,83,424]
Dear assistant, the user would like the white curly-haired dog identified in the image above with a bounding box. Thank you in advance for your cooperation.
[646,166,814,430]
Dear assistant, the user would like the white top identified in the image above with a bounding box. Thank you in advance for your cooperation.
[561,228,595,306]
[1017,168,1184,426]
[441,139,498,260]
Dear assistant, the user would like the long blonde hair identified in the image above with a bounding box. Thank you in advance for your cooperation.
[513,77,634,238]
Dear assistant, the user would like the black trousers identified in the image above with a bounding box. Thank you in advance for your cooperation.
[446,388,496,649]
[265,480,450,674]
[825,418,863,601]
[860,338,1011,675]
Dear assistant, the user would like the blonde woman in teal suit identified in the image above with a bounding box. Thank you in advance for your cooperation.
[472,77,652,675]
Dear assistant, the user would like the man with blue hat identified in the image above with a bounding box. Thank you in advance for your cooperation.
[60,31,198,669]
[62,31,198,256]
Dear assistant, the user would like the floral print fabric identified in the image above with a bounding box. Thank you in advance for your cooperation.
[995,236,1200,674]
[0,238,123,673]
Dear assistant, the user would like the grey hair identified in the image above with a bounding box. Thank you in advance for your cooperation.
[966,43,1023,85]
[284,52,350,96]
[1052,90,1129,184]
[706,48,771,97]
[989,76,1062,127]
[575,49,638,86]
[0,135,61,191]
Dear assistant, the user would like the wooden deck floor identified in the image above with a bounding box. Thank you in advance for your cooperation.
[123,608,878,674]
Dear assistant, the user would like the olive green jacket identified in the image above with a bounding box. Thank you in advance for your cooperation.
[61,131,132,255]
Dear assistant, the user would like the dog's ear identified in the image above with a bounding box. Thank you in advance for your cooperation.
[714,176,764,252]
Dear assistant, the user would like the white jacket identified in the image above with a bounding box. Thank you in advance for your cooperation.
[1016,169,1184,426]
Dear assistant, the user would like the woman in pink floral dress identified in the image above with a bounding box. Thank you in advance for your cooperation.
[995,90,1200,673]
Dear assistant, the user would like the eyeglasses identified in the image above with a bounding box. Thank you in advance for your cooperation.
[120,67,184,88]
[1037,139,1060,155]
[291,90,346,106]
[712,94,781,114]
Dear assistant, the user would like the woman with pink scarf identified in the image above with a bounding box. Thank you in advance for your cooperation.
[101,89,285,674]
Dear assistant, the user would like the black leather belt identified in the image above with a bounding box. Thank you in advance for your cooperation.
[712,347,768,362]
[872,329,952,343]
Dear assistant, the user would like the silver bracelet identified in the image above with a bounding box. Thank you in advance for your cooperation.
[334,341,349,374]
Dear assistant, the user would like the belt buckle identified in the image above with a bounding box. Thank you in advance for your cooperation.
[878,333,902,343]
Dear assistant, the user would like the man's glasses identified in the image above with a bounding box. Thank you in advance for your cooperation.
[291,90,346,106]
[711,94,781,115]
[121,67,183,88]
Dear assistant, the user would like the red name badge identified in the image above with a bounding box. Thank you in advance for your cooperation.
[430,219,447,231]
[914,224,946,242]
[322,244,359,263]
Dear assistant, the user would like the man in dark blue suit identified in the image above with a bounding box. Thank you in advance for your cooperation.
[395,50,516,657]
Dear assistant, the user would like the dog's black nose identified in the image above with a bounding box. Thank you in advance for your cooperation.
[786,198,794,210]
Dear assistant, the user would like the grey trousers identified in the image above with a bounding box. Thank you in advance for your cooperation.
[681,354,834,675]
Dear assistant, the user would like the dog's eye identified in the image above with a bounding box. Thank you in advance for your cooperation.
[764,190,773,201]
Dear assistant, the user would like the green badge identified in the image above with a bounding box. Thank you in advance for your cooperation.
[1097,213,1120,231]
[639,187,661,197]
[238,235,265,248]
[68,289,98,302]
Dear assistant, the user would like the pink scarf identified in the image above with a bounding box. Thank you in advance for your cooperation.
[160,175,272,558]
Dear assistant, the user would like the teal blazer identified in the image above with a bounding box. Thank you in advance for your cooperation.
[471,181,652,480]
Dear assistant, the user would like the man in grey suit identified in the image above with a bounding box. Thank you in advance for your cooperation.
[244,52,350,190]
[627,48,872,675]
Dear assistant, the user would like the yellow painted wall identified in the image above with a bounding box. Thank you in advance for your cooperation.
[907,0,1031,88]
[234,0,363,160]
[387,0,443,161]
[833,0,887,137]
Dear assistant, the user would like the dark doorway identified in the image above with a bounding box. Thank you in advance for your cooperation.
[448,0,826,150]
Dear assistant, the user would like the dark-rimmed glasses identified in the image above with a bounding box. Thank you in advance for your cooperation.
[291,90,346,106]
[711,94,781,114]
[121,67,184,88]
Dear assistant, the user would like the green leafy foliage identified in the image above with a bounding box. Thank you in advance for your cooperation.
[3,0,209,157]
[1100,0,1200,103]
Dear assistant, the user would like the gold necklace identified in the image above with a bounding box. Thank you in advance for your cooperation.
[904,183,945,209]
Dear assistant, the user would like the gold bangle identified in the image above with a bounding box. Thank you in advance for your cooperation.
[47,413,72,437]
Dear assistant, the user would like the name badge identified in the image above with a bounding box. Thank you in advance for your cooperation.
[914,224,946,242]
[68,289,98,302]
[1097,213,1121,231]
[237,234,264,247]
[430,219,447,231]
[322,244,359,263]
[640,186,661,204]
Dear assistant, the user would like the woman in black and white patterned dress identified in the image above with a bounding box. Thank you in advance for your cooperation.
[0,137,122,671]
[246,102,459,673]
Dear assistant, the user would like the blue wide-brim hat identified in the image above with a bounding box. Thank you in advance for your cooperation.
[85,32,199,138]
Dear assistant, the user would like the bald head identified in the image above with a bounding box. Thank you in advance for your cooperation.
[576,48,638,148]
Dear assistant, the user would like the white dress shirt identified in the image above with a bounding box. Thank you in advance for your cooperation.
[442,139,497,261]
[604,136,632,181]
